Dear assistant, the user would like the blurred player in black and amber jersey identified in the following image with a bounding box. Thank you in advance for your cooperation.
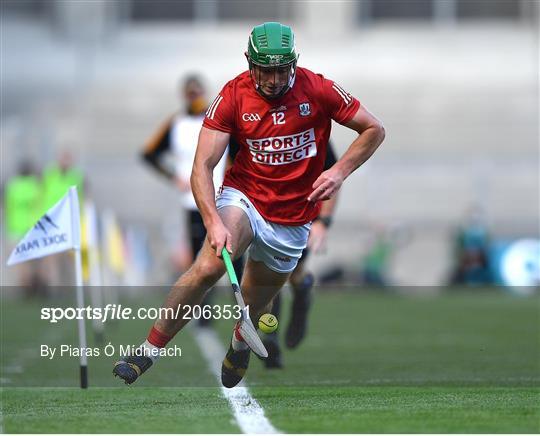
[142,75,228,272]
[142,75,229,325]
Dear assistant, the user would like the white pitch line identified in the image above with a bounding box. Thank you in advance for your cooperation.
[191,327,281,434]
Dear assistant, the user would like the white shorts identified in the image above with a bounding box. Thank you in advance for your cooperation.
[216,186,311,273]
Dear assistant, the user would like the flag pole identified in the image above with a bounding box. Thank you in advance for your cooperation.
[70,186,88,389]
[85,201,105,345]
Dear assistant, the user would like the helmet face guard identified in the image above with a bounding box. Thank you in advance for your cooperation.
[246,22,298,100]
[247,56,297,99]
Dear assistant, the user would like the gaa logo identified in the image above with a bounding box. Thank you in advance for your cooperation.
[242,113,261,122]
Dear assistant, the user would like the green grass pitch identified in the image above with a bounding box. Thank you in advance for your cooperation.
[1,289,539,433]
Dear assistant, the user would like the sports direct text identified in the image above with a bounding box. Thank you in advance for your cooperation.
[40,304,243,323]
[247,128,317,166]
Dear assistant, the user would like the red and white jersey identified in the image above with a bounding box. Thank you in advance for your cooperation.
[203,67,360,225]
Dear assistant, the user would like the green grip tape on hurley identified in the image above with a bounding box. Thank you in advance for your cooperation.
[221,248,239,287]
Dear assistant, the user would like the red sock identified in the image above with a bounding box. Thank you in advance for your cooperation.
[234,323,245,342]
[231,322,248,351]
[147,326,172,348]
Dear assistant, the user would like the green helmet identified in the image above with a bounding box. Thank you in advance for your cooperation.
[246,22,298,98]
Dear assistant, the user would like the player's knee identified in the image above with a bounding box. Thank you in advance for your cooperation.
[192,256,224,285]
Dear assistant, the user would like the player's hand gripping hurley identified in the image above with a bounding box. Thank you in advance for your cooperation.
[222,248,268,358]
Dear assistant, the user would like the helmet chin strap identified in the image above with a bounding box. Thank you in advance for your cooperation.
[287,66,296,89]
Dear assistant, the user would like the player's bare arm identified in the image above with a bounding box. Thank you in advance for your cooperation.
[191,126,232,256]
[308,106,385,202]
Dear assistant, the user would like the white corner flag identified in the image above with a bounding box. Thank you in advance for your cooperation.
[7,186,81,266]
[7,186,89,389]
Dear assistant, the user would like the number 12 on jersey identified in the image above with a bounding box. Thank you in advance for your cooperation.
[272,112,285,125]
